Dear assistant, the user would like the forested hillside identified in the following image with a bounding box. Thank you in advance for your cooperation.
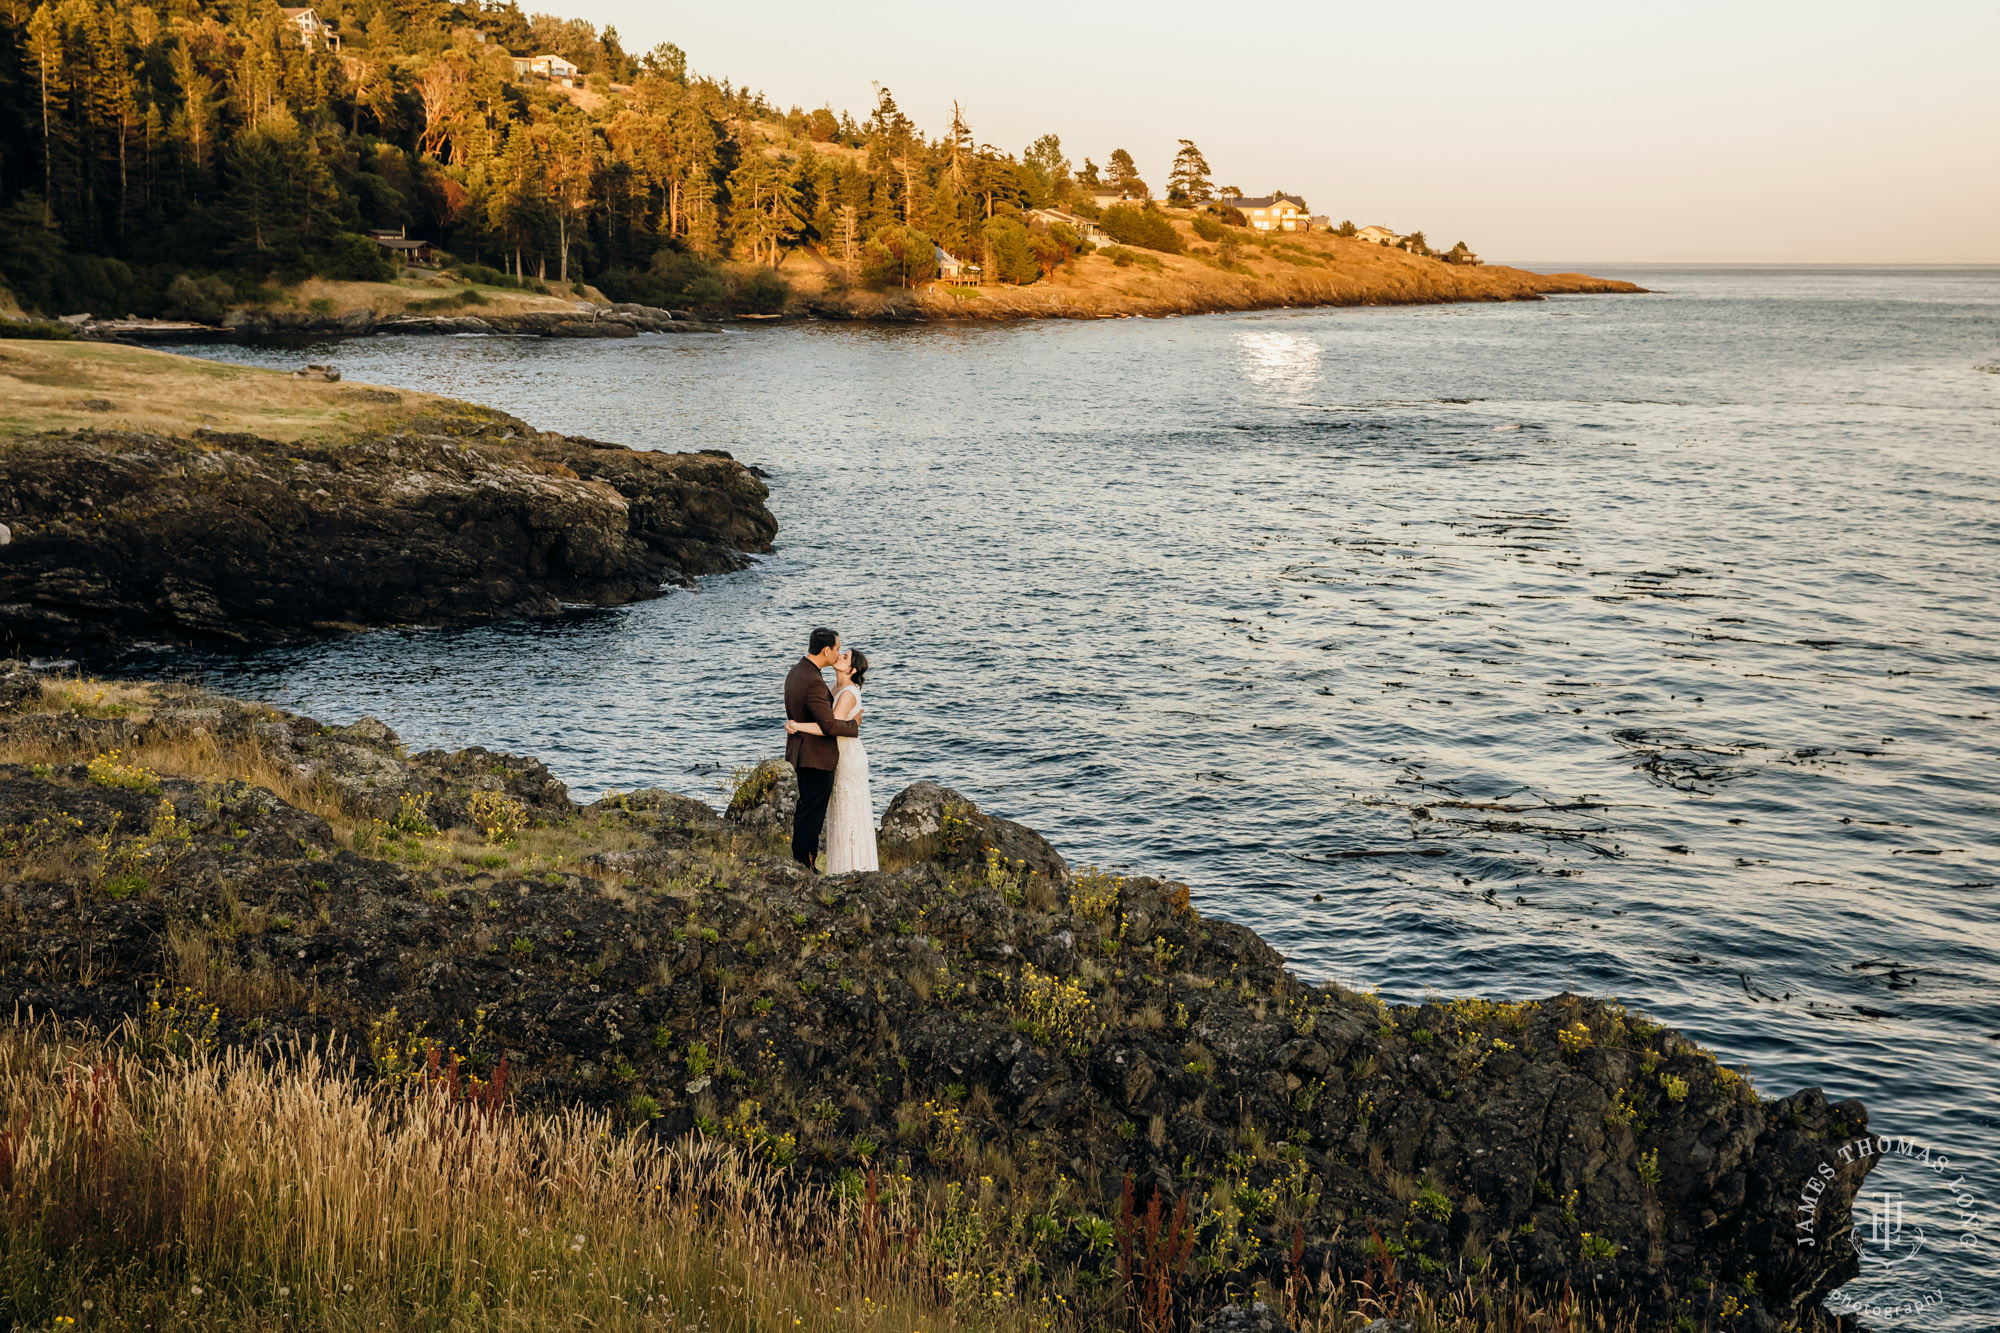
[0,0,1139,316]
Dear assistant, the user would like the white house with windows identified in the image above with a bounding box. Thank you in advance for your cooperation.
[512,53,581,81]
[278,7,338,49]
[934,246,981,284]
[1353,225,1399,246]
[1224,193,1310,231]
[1028,208,1103,244]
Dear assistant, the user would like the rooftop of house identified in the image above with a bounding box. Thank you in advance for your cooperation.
[1225,193,1309,211]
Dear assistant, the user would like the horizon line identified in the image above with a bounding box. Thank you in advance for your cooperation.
[1493,258,2000,268]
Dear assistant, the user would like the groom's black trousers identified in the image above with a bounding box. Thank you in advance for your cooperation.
[793,766,836,866]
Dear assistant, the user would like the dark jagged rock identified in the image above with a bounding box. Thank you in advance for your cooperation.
[880,778,1070,883]
[0,414,776,653]
[1196,1304,1298,1333]
[0,674,1874,1330]
[724,757,798,830]
[172,302,713,343]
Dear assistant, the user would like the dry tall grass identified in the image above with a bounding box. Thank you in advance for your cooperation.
[0,1021,1062,1333]
[0,341,458,442]
[0,1019,1701,1333]
[0,676,354,837]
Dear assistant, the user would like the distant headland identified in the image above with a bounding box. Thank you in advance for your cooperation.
[0,3,1639,335]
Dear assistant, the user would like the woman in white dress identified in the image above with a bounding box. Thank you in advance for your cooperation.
[785,648,878,873]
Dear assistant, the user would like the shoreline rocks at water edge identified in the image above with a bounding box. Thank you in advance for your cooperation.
[0,668,1875,1331]
[0,410,776,654]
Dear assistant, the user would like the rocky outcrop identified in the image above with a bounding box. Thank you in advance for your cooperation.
[0,413,776,653]
[0,672,1874,1331]
[876,778,1070,882]
[77,302,714,343]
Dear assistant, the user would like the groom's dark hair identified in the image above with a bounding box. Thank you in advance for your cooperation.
[808,627,839,655]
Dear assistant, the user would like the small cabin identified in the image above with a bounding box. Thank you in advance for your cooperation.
[371,227,435,266]
[934,247,981,284]
[1353,225,1399,246]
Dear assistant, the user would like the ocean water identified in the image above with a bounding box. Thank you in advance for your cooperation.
[163,266,1998,1324]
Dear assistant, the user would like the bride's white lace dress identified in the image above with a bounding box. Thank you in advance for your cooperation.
[823,684,878,874]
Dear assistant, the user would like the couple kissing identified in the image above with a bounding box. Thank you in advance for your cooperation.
[783,626,877,874]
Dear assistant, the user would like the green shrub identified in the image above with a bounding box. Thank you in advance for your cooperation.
[595,249,732,310]
[163,273,236,324]
[732,267,789,313]
[1098,246,1161,272]
[981,217,1039,285]
[0,318,77,340]
[859,225,938,289]
[452,263,527,289]
[1412,1183,1453,1221]
[1191,215,1225,243]
[1098,204,1183,254]
[315,232,396,282]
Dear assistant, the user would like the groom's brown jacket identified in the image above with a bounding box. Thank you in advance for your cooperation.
[785,657,859,772]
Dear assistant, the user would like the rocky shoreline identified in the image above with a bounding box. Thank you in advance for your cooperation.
[0,408,775,655]
[60,301,716,344]
[0,667,1874,1330]
[45,267,1645,347]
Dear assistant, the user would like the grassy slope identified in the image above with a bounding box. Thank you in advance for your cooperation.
[289,273,613,317]
[788,217,1643,319]
[0,340,459,440]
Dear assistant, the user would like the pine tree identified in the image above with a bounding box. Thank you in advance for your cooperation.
[1167,139,1211,206]
[837,202,858,278]
[546,118,599,283]
[25,4,67,223]
[1106,148,1144,198]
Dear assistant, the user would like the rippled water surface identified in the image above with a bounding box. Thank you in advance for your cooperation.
[169,267,1999,1323]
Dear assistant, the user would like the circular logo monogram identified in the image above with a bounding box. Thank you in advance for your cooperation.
[1797,1134,1995,1327]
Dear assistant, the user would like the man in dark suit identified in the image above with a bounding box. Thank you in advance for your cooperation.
[785,626,860,868]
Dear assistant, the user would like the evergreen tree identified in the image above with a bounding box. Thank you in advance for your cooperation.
[0,1,1245,313]
[1166,139,1211,206]
[1106,147,1144,198]
[1022,132,1069,207]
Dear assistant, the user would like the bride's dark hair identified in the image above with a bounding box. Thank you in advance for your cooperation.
[846,649,869,687]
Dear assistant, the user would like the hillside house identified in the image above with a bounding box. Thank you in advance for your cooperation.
[512,53,581,82]
[1353,225,1399,246]
[1028,208,1103,244]
[935,247,980,284]
[1222,193,1310,231]
[1088,189,1141,210]
[278,7,338,49]
[370,227,435,266]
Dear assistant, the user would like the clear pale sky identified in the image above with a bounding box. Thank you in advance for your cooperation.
[539,0,1998,263]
